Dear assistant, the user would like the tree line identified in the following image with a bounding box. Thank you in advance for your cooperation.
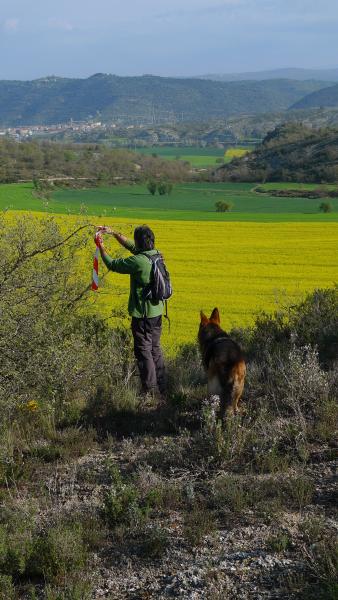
[0,138,192,186]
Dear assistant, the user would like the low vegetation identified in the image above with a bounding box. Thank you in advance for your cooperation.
[255,185,338,199]
[215,200,233,212]
[319,201,333,213]
[0,213,337,597]
[147,180,173,196]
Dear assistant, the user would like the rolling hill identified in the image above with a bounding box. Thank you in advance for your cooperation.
[0,74,330,126]
[291,83,338,109]
[216,123,338,183]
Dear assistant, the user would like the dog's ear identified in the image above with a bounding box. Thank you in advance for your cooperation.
[200,311,209,326]
[210,307,220,325]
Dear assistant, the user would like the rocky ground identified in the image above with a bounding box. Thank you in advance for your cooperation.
[21,426,336,600]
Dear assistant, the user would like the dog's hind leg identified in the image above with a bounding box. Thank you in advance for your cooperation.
[231,379,244,414]
[230,361,246,414]
[219,382,233,423]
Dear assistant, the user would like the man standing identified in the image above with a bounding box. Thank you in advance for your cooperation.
[96,225,166,398]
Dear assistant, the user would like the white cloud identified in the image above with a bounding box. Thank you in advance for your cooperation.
[3,18,19,32]
[47,18,73,31]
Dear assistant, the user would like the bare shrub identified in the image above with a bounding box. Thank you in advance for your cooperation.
[166,343,204,402]
[183,504,216,546]
[139,525,169,558]
[283,345,329,414]
[0,214,140,480]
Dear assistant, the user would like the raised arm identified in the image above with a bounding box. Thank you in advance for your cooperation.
[113,231,137,254]
[95,227,137,254]
[95,233,138,274]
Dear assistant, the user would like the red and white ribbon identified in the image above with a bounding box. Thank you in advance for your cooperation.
[92,226,111,291]
[92,231,100,291]
[92,243,100,291]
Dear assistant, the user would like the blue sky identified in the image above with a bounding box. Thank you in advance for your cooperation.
[1,0,338,79]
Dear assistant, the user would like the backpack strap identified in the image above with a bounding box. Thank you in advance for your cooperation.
[163,299,171,332]
[138,251,155,319]
[139,251,171,331]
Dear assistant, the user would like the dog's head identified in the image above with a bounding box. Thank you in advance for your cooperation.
[199,308,222,343]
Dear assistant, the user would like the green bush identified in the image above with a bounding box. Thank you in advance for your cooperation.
[44,580,93,600]
[215,200,233,212]
[245,287,338,366]
[157,181,173,195]
[313,400,338,442]
[103,466,149,529]
[0,575,15,600]
[0,520,34,578]
[294,538,338,600]
[104,483,141,527]
[29,523,87,584]
[300,516,327,544]
[147,180,157,195]
[266,531,291,553]
[319,201,332,213]
[183,505,216,547]
[285,475,314,511]
[212,475,255,514]
[0,215,139,481]
[158,182,167,195]
[140,526,169,558]
[0,508,95,595]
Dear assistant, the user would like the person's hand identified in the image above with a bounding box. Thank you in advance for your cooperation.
[94,225,114,235]
[94,233,104,248]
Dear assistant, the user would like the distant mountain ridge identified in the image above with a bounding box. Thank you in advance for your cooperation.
[0,74,330,126]
[197,67,338,82]
[291,83,338,110]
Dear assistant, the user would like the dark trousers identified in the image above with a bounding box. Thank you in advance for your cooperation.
[131,316,166,395]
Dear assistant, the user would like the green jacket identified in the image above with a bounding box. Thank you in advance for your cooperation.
[101,239,164,318]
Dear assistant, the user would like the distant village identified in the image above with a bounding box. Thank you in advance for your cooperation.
[0,120,107,140]
[0,118,258,149]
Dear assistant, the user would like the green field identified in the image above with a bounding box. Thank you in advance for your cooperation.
[135,146,251,167]
[135,146,224,167]
[1,182,338,222]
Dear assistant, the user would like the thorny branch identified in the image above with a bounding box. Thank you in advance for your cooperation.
[0,223,95,290]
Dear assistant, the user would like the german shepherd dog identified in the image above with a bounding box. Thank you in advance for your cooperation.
[199,308,246,421]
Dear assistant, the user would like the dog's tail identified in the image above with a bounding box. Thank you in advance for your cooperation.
[220,360,246,419]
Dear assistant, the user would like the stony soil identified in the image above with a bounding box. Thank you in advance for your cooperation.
[26,432,337,600]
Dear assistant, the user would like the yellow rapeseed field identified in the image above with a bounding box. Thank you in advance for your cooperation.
[89,218,338,351]
[224,148,249,160]
[8,212,338,352]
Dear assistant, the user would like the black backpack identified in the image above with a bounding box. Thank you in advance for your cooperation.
[141,251,173,304]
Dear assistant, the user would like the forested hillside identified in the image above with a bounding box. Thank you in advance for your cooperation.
[0,75,329,126]
[291,83,338,110]
[216,124,338,183]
